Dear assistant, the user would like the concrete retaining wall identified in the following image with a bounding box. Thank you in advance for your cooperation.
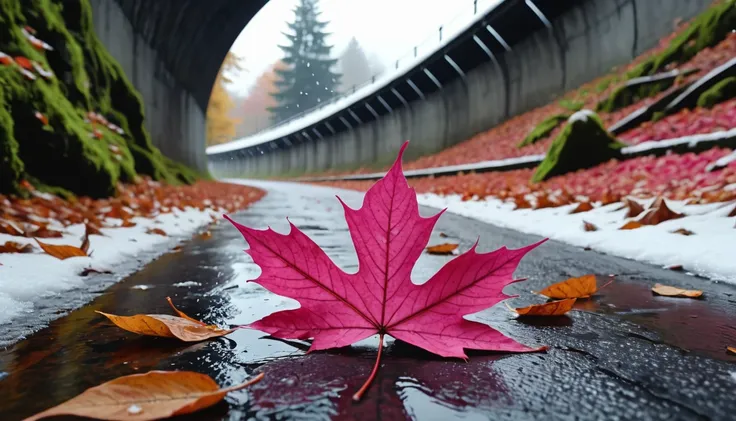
[89,0,207,173]
[211,0,712,179]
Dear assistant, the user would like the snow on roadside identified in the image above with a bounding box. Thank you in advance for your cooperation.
[0,207,219,325]
[417,193,736,284]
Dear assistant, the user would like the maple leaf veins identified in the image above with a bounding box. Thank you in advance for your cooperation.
[225,141,546,400]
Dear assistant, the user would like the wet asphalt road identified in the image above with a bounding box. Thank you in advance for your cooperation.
[1,181,736,421]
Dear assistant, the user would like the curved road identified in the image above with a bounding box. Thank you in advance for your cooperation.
[1,181,735,420]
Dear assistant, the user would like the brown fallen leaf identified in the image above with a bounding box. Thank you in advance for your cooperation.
[620,220,643,230]
[514,298,576,316]
[96,298,234,341]
[583,221,598,232]
[425,243,459,255]
[85,223,104,236]
[147,227,167,236]
[624,198,644,218]
[727,346,736,355]
[671,228,694,236]
[438,232,449,238]
[570,202,593,214]
[666,264,684,271]
[537,274,600,299]
[172,245,183,252]
[0,241,33,254]
[23,370,264,421]
[35,239,87,260]
[638,197,684,226]
[30,227,64,238]
[651,283,703,298]
[199,230,212,240]
[728,205,736,217]
[166,296,208,326]
[121,220,137,228]
[0,219,24,236]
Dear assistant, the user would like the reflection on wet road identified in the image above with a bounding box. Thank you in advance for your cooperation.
[1,180,736,420]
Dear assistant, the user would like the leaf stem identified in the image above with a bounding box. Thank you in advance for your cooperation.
[352,334,384,402]
[221,372,265,393]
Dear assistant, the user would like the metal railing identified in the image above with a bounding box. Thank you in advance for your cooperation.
[232,0,503,140]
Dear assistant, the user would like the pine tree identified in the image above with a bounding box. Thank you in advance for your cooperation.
[338,37,373,94]
[269,0,341,123]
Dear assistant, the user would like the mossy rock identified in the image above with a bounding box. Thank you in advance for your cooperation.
[596,76,676,113]
[518,114,569,148]
[558,99,584,112]
[627,0,736,79]
[532,110,627,183]
[0,0,199,197]
[696,76,736,108]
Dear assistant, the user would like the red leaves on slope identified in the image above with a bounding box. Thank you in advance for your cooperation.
[227,142,545,400]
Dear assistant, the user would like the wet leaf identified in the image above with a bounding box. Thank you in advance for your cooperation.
[0,241,33,254]
[666,264,684,271]
[166,296,208,326]
[147,228,168,236]
[425,243,459,255]
[23,370,264,421]
[199,230,212,240]
[35,239,87,260]
[514,298,576,316]
[438,232,449,238]
[537,274,598,299]
[583,221,598,232]
[638,197,684,226]
[226,141,545,400]
[96,298,234,342]
[570,201,593,214]
[620,220,643,230]
[671,228,694,236]
[651,283,703,298]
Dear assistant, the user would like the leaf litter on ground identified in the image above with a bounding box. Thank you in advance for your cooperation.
[23,370,264,421]
[226,141,547,401]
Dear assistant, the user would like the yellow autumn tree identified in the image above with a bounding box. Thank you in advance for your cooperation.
[206,52,243,146]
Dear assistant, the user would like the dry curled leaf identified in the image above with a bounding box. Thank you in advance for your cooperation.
[0,241,33,254]
[583,221,598,232]
[35,239,87,260]
[651,283,703,298]
[513,298,576,317]
[570,202,593,214]
[147,228,167,236]
[620,220,643,230]
[638,197,684,226]
[96,298,234,342]
[425,243,459,255]
[23,370,264,421]
[671,228,694,236]
[537,274,599,299]
[624,198,644,218]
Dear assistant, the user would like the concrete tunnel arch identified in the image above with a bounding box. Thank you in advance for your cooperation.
[89,0,269,173]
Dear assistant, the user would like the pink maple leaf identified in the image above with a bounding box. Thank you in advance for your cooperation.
[225,141,546,400]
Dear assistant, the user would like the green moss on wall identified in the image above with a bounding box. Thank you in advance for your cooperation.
[0,0,198,198]
[626,0,736,79]
[518,114,569,148]
[696,76,736,108]
[532,111,627,183]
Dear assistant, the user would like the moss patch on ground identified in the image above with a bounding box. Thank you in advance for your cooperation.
[627,1,736,79]
[697,76,736,108]
[0,0,198,198]
[518,114,569,148]
[532,111,627,183]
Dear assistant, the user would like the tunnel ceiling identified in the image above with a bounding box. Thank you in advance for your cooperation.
[113,0,269,111]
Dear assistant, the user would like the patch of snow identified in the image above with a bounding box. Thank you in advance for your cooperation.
[707,150,736,172]
[568,109,597,123]
[0,207,221,326]
[622,127,736,155]
[417,193,736,284]
[173,281,202,288]
[206,0,505,156]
